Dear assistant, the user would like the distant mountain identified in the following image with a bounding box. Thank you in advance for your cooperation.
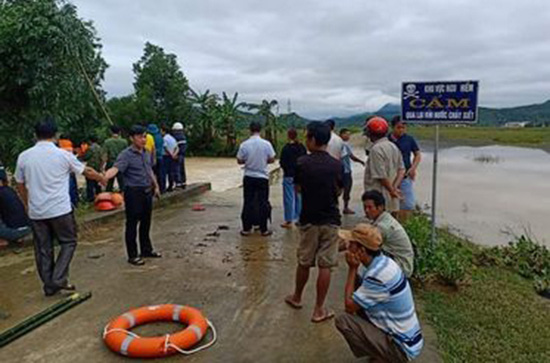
[479,100,550,126]
[333,100,550,127]
[236,111,314,129]
[333,103,401,127]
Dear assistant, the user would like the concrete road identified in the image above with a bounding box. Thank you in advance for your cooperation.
[0,175,440,362]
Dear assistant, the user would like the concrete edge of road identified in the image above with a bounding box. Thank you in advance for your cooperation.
[79,182,212,229]
[0,182,212,254]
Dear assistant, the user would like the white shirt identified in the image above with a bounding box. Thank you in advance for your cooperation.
[15,141,85,220]
[237,135,276,179]
[326,132,348,160]
[163,134,178,156]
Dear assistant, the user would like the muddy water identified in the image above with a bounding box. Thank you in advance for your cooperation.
[186,142,550,247]
[413,145,550,246]
[186,157,279,192]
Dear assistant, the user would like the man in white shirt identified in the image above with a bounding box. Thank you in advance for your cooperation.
[161,125,179,192]
[237,122,276,236]
[325,119,347,161]
[15,119,105,296]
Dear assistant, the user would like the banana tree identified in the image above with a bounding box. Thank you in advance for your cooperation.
[246,99,279,146]
[218,92,246,153]
[189,88,219,149]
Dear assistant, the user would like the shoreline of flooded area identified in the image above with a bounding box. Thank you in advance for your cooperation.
[183,140,550,248]
[412,144,550,247]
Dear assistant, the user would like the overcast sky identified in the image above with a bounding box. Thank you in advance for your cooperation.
[75,0,550,118]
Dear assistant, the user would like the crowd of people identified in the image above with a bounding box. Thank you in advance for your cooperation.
[237,116,424,361]
[0,120,189,281]
[1,113,424,361]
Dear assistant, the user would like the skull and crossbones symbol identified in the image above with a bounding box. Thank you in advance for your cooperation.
[403,84,419,100]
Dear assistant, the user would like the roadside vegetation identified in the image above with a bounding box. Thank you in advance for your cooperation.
[0,0,309,169]
[408,126,550,148]
[405,215,550,362]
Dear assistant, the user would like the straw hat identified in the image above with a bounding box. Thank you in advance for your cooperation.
[338,224,383,251]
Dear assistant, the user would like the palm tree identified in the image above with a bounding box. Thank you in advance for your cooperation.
[246,99,279,146]
[189,88,219,148]
[218,92,246,153]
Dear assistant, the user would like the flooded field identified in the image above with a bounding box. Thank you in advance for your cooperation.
[184,141,550,247]
[413,144,550,246]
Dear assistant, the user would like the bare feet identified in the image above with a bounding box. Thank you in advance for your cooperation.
[343,208,356,215]
[280,222,293,229]
[284,295,303,309]
[311,308,335,323]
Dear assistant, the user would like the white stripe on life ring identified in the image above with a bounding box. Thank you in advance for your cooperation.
[172,305,184,322]
[188,325,203,341]
[122,313,136,328]
[120,335,135,356]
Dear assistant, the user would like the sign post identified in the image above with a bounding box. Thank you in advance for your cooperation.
[401,81,479,246]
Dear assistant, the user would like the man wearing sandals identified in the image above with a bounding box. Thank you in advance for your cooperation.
[104,125,162,266]
[336,224,423,362]
[285,121,343,323]
[15,119,105,296]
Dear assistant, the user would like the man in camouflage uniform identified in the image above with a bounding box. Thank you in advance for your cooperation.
[103,126,128,192]
[83,134,104,202]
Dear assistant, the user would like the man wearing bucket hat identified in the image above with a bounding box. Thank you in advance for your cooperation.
[363,116,405,214]
[336,224,424,362]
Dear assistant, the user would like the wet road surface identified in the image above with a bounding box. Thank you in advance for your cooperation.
[0,175,440,362]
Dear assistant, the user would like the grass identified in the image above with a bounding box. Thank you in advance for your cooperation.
[404,215,550,362]
[417,268,550,362]
[408,126,550,148]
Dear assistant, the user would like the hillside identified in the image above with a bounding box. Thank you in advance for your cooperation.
[236,111,314,128]
[333,100,550,127]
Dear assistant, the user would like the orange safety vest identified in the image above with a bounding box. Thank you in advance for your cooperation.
[58,139,74,153]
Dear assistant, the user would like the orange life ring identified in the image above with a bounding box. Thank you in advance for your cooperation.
[103,304,212,358]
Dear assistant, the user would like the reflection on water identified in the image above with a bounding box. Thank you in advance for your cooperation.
[415,145,550,246]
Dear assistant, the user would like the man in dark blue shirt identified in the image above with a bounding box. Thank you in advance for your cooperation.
[0,166,32,243]
[104,125,162,266]
[389,116,422,220]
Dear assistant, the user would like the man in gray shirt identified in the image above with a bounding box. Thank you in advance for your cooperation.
[237,122,276,236]
[104,125,161,266]
[362,190,414,277]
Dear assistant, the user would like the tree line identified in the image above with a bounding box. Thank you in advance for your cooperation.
[0,0,288,168]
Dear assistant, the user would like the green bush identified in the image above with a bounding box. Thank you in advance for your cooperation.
[404,215,473,287]
[477,235,550,293]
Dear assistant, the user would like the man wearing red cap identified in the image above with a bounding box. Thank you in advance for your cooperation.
[363,116,405,214]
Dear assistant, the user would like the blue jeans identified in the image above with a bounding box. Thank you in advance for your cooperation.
[283,177,301,222]
[400,178,415,210]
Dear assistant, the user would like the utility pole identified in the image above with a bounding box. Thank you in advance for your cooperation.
[287,99,292,114]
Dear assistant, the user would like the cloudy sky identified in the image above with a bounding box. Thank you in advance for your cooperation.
[75,0,550,118]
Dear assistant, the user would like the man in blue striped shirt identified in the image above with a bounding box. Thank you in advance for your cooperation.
[336,224,423,361]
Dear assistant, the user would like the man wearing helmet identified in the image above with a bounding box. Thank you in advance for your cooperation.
[363,116,405,214]
[171,122,188,189]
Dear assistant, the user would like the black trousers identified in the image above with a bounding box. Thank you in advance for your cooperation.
[241,176,270,233]
[343,172,353,202]
[85,178,101,202]
[124,187,154,259]
[31,212,77,295]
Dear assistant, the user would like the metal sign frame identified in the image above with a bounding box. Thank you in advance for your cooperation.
[400,80,480,246]
[400,80,480,124]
